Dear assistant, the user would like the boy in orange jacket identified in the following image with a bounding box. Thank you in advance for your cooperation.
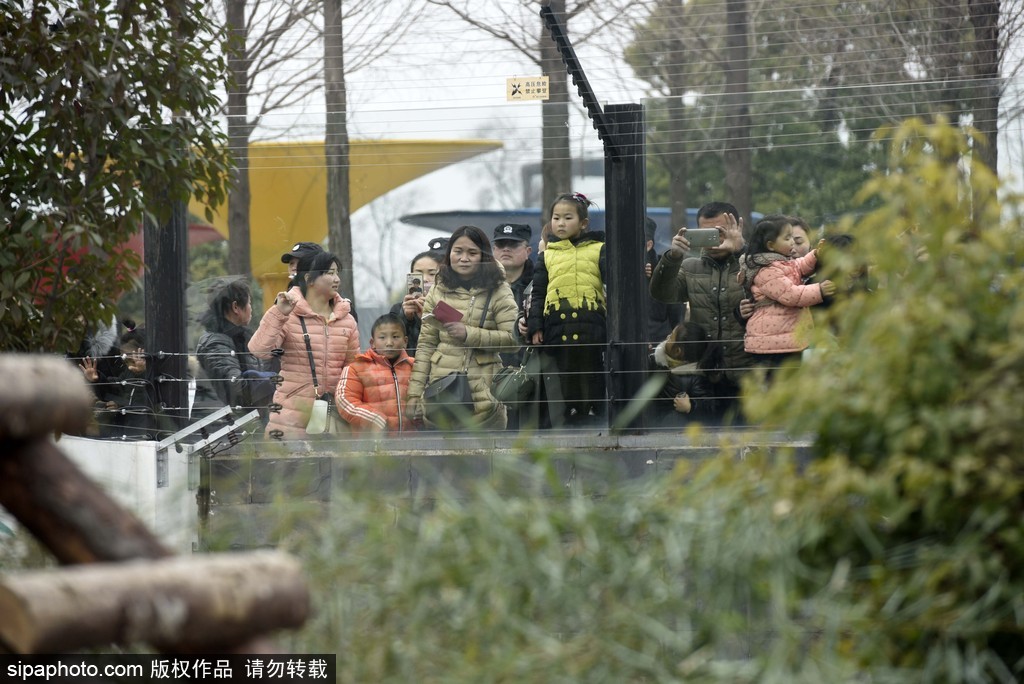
[335,313,415,433]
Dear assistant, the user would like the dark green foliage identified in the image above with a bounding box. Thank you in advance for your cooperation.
[744,118,1024,680]
[0,0,230,352]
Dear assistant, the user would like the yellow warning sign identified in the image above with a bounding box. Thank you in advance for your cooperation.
[506,76,550,101]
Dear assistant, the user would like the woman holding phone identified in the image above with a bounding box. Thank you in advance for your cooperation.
[389,250,442,358]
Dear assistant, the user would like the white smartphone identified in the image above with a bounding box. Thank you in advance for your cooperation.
[686,228,723,249]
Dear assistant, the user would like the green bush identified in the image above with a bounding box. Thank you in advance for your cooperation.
[283,452,863,683]
[743,117,1024,681]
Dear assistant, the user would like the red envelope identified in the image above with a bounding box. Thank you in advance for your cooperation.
[431,300,464,323]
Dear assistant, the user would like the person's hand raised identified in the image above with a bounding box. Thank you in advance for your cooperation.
[79,356,99,382]
[667,227,691,258]
[819,279,837,297]
[126,350,146,374]
[402,293,424,320]
[275,291,296,315]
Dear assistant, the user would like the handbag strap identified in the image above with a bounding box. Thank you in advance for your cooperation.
[298,317,321,396]
[460,288,495,372]
[478,288,494,328]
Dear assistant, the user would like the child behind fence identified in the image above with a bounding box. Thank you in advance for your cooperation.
[335,313,415,434]
[527,192,607,424]
[738,215,836,378]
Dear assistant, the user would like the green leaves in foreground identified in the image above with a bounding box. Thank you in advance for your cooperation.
[286,452,864,684]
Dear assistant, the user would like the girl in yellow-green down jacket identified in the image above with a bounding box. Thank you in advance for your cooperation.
[527,192,607,424]
[406,225,519,430]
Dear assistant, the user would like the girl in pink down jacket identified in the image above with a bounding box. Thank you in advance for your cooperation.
[738,216,837,368]
[248,251,360,439]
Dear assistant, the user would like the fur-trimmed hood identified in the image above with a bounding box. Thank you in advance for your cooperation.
[84,317,119,358]
[652,340,700,375]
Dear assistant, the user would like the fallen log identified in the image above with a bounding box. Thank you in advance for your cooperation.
[0,551,310,654]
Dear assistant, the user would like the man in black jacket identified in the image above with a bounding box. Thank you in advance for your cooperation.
[492,223,535,429]
[649,201,753,423]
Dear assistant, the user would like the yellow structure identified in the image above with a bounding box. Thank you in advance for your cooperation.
[189,138,501,296]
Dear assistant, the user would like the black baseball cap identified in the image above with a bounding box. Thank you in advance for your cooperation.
[492,223,532,244]
[280,241,323,264]
[644,217,658,243]
[427,236,450,252]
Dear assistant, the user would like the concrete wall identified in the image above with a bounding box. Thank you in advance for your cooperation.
[57,435,198,555]
[25,431,811,554]
[199,431,812,550]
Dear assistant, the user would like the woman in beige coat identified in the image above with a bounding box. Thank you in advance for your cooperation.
[406,225,519,430]
[249,251,360,438]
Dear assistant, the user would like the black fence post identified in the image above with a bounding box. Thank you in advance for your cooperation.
[604,104,649,432]
[144,197,189,429]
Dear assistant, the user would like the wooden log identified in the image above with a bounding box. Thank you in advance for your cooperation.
[0,354,95,440]
[0,439,172,565]
[0,551,310,654]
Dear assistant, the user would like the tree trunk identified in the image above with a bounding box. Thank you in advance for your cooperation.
[665,30,689,230]
[723,0,752,234]
[969,0,1000,175]
[0,355,293,655]
[324,0,355,308]
[226,0,252,278]
[539,0,572,219]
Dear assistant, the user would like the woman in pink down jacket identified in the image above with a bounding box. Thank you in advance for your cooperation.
[738,216,836,376]
[249,251,360,438]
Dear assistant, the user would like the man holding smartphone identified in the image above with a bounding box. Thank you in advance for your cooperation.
[649,201,753,423]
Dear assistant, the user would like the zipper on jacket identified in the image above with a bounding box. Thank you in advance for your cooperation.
[391,364,402,432]
[715,267,725,339]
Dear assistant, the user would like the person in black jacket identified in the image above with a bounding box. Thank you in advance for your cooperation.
[648,321,725,427]
[491,223,535,430]
[91,324,165,440]
[389,249,443,359]
[196,279,274,420]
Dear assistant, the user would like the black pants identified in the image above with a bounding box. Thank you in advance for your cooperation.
[752,351,802,383]
[549,344,605,423]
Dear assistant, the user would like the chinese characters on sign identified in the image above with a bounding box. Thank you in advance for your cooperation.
[506,76,549,101]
